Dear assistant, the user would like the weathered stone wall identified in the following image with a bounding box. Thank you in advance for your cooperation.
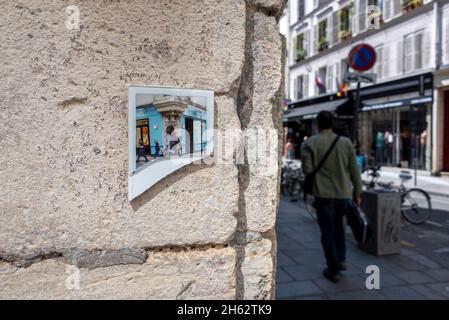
[0,0,286,299]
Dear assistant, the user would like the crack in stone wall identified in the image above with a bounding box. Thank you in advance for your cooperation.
[234,0,256,300]
[0,244,231,269]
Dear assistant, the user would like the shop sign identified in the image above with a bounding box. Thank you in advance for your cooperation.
[362,96,433,112]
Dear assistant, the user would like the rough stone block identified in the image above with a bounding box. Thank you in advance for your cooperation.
[0,247,236,299]
[0,0,245,254]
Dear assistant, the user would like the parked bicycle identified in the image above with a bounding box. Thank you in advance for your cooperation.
[363,165,432,224]
[280,159,303,198]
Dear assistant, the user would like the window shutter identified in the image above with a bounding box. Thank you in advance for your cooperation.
[326,65,333,92]
[375,46,383,78]
[382,46,389,78]
[414,32,423,70]
[314,24,319,54]
[298,76,304,99]
[404,36,413,73]
[384,0,392,21]
[353,0,359,34]
[335,62,341,88]
[393,0,401,17]
[303,74,309,98]
[298,0,305,19]
[332,11,339,45]
[293,77,298,100]
[358,0,367,33]
[445,19,449,65]
[305,29,310,57]
[327,16,332,45]
[341,59,348,80]
[397,40,403,74]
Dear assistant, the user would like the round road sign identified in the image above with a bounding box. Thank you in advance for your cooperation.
[348,44,376,72]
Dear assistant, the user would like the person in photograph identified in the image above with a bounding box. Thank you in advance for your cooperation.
[300,111,362,283]
[165,125,181,156]
[154,139,160,159]
[137,139,148,163]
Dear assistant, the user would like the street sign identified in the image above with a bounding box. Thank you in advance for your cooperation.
[348,44,376,72]
[344,72,377,83]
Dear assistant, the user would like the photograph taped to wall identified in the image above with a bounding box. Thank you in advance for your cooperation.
[128,86,214,201]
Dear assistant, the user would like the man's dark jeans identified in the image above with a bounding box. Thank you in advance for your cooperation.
[314,197,351,276]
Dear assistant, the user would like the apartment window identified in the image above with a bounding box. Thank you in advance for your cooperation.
[375,45,383,78]
[338,4,353,41]
[298,0,305,19]
[294,74,309,99]
[317,19,328,51]
[367,0,382,29]
[403,31,424,73]
[294,33,307,62]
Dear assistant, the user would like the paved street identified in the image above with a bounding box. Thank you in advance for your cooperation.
[275,196,449,300]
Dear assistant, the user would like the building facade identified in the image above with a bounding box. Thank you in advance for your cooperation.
[284,0,449,175]
[136,96,207,156]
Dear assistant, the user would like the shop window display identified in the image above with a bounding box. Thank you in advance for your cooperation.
[359,104,431,171]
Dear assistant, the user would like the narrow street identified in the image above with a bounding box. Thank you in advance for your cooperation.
[275,196,449,299]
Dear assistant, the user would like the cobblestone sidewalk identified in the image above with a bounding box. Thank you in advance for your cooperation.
[275,197,449,300]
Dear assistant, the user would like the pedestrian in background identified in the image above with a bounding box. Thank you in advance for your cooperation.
[301,111,362,283]
[137,139,148,163]
[154,139,160,159]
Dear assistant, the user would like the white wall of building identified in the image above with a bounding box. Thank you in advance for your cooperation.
[287,0,438,101]
[442,3,449,66]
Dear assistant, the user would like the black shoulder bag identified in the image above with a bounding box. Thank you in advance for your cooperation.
[303,135,340,202]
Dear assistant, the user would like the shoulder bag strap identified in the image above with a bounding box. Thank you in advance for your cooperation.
[311,135,340,176]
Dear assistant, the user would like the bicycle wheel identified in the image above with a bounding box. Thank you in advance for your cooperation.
[285,180,295,196]
[401,188,432,224]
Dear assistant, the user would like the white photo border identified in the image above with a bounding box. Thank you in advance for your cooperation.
[128,85,214,201]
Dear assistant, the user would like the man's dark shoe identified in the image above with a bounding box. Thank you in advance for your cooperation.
[339,262,348,271]
[323,268,341,283]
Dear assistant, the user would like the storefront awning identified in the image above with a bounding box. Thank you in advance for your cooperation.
[283,98,349,122]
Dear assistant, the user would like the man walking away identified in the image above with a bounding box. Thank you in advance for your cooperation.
[300,111,362,283]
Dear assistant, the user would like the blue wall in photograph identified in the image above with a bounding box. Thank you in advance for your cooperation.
[137,104,207,155]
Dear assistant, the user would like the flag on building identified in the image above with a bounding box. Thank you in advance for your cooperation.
[315,74,325,94]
